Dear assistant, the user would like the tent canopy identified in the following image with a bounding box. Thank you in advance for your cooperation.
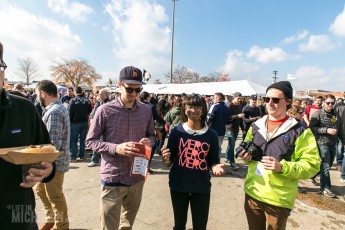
[142,80,267,96]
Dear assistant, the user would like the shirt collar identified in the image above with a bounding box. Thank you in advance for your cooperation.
[42,100,60,114]
[0,89,12,110]
[182,122,209,136]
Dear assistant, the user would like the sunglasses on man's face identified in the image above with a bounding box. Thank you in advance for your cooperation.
[325,101,335,105]
[123,86,143,93]
[263,97,286,104]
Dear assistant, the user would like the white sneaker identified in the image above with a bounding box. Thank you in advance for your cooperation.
[87,162,98,167]
[340,178,345,183]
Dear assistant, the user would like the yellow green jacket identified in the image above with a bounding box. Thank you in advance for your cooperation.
[244,116,320,209]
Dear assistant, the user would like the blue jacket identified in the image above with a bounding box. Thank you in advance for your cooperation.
[207,101,232,136]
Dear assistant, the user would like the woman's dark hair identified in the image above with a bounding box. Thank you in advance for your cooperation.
[139,91,150,102]
[180,94,208,128]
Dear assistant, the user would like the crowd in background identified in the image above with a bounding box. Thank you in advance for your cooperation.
[3,79,345,229]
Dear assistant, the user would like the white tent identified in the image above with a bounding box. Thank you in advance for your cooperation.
[142,80,267,96]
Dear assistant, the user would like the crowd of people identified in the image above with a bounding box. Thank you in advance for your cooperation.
[2,63,345,229]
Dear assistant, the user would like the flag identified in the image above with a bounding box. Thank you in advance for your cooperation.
[143,69,151,81]
[287,74,296,80]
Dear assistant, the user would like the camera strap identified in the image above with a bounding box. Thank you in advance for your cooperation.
[266,120,284,142]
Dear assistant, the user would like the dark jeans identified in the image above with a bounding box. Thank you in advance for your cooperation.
[225,131,238,163]
[156,129,167,155]
[149,141,157,164]
[70,122,88,160]
[341,152,345,180]
[319,144,336,190]
[170,189,210,230]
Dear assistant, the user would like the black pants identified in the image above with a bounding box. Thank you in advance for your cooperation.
[170,189,210,230]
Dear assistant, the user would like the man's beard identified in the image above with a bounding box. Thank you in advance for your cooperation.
[39,96,46,108]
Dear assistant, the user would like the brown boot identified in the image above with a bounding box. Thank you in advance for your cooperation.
[39,223,54,230]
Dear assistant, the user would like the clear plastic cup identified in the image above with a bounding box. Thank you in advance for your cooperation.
[22,163,43,184]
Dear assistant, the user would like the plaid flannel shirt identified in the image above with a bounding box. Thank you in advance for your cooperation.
[42,100,70,172]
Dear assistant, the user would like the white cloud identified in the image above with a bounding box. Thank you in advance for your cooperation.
[219,49,260,78]
[329,5,345,37]
[281,30,309,44]
[246,46,299,64]
[291,65,328,89]
[105,0,171,79]
[48,0,94,22]
[0,5,81,80]
[299,34,335,52]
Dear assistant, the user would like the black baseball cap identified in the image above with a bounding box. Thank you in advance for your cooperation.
[119,66,145,85]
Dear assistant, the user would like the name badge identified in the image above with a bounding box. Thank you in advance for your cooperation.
[255,162,264,176]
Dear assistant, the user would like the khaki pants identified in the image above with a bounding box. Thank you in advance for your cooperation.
[244,194,291,230]
[35,172,69,230]
[100,180,145,230]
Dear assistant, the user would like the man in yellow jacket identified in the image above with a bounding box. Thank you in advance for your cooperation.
[238,81,320,230]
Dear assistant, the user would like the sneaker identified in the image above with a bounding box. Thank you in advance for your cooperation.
[70,159,77,163]
[322,188,336,198]
[224,159,230,164]
[230,163,239,169]
[87,162,99,167]
[340,178,345,183]
[309,178,318,186]
[298,187,306,193]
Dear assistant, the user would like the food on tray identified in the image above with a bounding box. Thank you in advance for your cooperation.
[21,145,57,153]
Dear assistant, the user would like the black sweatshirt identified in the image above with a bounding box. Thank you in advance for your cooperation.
[0,90,54,230]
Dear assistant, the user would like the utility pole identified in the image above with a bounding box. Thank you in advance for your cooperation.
[272,70,278,83]
[170,0,177,83]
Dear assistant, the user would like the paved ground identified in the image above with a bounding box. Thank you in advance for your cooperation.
[35,139,345,230]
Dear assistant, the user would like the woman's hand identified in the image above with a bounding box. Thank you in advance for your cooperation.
[212,164,225,176]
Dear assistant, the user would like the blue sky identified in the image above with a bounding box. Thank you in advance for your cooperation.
[1,0,345,92]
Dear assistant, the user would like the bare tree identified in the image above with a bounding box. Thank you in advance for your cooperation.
[165,65,199,83]
[16,57,40,85]
[51,58,102,87]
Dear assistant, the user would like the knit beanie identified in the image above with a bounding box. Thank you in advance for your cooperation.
[266,81,293,99]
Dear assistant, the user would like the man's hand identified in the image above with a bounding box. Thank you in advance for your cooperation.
[237,113,245,118]
[115,142,142,157]
[261,156,282,173]
[327,128,337,136]
[139,138,151,147]
[20,162,53,188]
[212,164,225,176]
[239,150,252,161]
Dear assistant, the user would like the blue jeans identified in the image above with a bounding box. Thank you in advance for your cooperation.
[319,144,336,190]
[225,131,238,163]
[341,152,345,180]
[336,138,344,166]
[70,122,88,160]
[218,136,224,158]
[91,151,100,164]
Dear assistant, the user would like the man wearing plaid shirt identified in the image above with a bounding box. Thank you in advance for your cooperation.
[35,80,70,230]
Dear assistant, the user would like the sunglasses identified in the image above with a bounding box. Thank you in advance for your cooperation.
[263,97,286,104]
[185,105,203,111]
[325,101,335,105]
[124,86,143,93]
